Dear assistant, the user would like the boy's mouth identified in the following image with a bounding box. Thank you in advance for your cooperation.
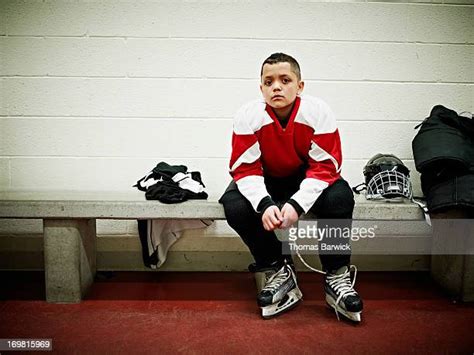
[272,95,284,100]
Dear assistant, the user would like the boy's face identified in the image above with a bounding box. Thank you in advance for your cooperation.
[260,62,304,111]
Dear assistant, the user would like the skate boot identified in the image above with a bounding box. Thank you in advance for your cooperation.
[249,263,277,295]
[325,265,363,322]
[253,260,302,319]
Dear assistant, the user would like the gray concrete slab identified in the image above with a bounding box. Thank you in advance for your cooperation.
[43,219,96,303]
[430,213,474,302]
[0,191,424,220]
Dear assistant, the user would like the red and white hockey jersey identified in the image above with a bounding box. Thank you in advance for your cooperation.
[229,95,342,213]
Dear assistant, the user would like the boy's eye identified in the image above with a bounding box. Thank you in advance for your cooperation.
[282,78,290,84]
[264,80,272,86]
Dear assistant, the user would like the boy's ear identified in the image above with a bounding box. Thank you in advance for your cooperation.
[259,83,263,93]
[297,81,305,95]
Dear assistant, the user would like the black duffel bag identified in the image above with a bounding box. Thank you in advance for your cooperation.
[412,105,474,212]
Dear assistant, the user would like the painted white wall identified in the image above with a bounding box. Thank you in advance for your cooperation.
[1,0,473,234]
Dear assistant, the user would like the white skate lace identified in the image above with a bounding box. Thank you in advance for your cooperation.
[262,266,290,292]
[296,249,326,275]
[326,265,358,321]
[295,246,359,321]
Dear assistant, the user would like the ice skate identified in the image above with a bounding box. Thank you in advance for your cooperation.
[251,261,303,319]
[325,265,363,322]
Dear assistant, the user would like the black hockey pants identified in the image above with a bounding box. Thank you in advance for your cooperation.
[219,175,354,271]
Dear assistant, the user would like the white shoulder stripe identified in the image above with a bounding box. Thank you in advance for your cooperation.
[233,99,272,134]
[309,141,341,173]
[295,95,337,133]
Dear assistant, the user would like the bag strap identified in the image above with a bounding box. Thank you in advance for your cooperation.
[352,183,366,195]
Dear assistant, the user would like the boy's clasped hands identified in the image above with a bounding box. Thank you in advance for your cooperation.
[262,203,299,231]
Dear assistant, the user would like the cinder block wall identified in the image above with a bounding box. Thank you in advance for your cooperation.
[0,1,473,241]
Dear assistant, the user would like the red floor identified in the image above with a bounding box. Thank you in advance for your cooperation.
[1,271,473,354]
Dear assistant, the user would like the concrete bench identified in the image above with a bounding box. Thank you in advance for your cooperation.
[0,191,472,303]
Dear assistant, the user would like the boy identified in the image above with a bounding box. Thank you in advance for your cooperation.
[219,53,363,322]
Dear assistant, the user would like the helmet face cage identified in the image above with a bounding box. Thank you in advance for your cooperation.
[366,170,413,200]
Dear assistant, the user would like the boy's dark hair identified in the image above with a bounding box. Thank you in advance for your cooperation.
[260,52,301,81]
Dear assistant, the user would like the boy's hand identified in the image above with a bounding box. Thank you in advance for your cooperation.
[280,203,299,229]
[262,205,283,231]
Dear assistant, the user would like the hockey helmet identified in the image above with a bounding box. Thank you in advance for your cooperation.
[363,153,412,200]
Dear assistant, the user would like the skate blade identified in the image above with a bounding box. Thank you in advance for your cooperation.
[261,288,303,319]
[325,294,362,323]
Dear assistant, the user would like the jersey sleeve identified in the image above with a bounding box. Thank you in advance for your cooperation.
[290,99,342,213]
[229,103,272,212]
